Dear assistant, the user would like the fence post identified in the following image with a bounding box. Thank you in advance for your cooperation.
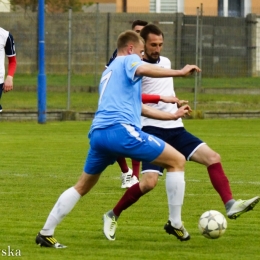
[246,13,257,77]
[175,13,183,70]
[198,3,203,91]
[194,7,200,111]
[37,0,46,124]
[106,13,111,63]
[94,3,99,87]
[67,8,72,110]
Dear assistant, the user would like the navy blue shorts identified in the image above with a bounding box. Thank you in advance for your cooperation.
[141,126,205,175]
[0,83,3,98]
[84,124,165,175]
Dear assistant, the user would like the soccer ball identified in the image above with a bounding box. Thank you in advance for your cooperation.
[198,210,227,239]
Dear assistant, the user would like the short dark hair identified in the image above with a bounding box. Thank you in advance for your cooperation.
[131,20,148,29]
[140,24,164,41]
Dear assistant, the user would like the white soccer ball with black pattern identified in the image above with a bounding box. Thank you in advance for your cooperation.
[198,210,227,239]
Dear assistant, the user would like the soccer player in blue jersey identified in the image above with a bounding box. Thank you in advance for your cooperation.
[106,20,149,187]
[35,30,200,248]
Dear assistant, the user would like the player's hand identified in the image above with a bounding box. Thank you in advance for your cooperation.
[180,65,201,76]
[177,99,189,108]
[160,96,179,104]
[3,75,13,93]
[174,104,192,119]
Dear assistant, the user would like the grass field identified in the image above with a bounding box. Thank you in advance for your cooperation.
[0,119,260,259]
[12,74,260,89]
[2,74,260,112]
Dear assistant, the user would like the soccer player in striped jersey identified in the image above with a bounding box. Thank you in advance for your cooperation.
[0,27,17,112]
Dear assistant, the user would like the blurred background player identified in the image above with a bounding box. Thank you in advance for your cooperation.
[106,19,148,68]
[0,27,17,112]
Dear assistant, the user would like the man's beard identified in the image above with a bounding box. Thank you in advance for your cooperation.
[145,52,160,63]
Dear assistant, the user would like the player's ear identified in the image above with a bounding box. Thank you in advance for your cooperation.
[128,44,134,54]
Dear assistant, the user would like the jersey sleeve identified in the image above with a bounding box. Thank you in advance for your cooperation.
[125,54,143,84]
[7,56,17,77]
[5,33,16,57]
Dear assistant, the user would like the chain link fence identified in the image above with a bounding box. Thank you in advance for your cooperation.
[1,8,260,83]
[0,8,260,114]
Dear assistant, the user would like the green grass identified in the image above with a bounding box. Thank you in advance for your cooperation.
[3,91,260,112]
[2,91,99,111]
[13,74,260,89]
[14,74,100,88]
[1,74,260,112]
[0,119,260,259]
[175,76,260,89]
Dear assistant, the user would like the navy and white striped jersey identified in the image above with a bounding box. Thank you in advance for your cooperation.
[0,27,16,83]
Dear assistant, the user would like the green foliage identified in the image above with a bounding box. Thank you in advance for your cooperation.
[10,0,88,13]
[0,120,259,259]
[45,0,83,13]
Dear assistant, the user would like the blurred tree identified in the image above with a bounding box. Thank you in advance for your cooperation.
[10,0,92,12]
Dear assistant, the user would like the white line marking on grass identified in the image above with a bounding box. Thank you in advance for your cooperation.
[188,179,260,185]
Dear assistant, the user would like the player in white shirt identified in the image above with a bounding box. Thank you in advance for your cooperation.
[104,24,259,242]
[0,27,17,112]
[138,24,259,234]
[141,55,184,130]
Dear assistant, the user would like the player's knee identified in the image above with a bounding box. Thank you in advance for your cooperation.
[178,154,186,169]
[139,173,158,193]
[74,172,100,196]
[209,152,221,164]
[168,153,186,171]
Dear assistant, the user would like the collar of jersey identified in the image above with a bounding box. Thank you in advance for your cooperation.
[143,57,160,64]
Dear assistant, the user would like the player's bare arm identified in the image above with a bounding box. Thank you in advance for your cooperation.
[141,103,192,120]
[159,96,179,104]
[3,75,14,92]
[159,96,189,107]
[136,63,201,78]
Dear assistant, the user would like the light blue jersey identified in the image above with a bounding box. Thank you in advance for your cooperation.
[89,54,143,136]
[84,54,166,174]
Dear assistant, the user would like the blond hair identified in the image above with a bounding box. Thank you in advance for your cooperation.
[117,30,144,50]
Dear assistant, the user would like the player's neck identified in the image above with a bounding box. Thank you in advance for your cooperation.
[143,57,160,64]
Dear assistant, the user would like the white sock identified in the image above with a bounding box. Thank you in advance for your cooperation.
[165,171,185,229]
[40,187,81,236]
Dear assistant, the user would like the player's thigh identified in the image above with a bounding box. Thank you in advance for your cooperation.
[84,146,117,175]
[166,128,204,160]
[151,142,185,171]
[190,144,220,166]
